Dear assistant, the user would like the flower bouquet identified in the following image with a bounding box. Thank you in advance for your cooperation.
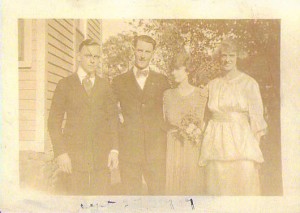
[174,110,204,146]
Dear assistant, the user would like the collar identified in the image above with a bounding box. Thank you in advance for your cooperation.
[133,66,150,78]
[77,66,96,84]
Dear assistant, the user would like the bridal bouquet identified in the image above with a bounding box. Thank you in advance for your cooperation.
[174,110,204,146]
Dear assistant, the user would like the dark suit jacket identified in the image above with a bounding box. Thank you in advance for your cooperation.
[112,69,170,163]
[48,73,119,171]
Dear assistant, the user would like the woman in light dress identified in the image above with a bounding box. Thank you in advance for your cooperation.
[199,39,267,195]
[164,50,208,195]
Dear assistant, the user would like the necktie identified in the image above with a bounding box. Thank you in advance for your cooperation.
[83,75,93,96]
[136,69,149,78]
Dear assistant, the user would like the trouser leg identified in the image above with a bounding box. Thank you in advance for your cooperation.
[120,161,143,195]
[143,160,166,195]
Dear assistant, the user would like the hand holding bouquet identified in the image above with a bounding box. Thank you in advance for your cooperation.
[174,110,204,146]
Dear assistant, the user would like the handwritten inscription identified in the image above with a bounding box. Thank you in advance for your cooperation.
[80,198,196,211]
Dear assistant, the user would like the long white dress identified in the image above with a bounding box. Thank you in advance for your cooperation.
[164,87,207,195]
[199,72,267,195]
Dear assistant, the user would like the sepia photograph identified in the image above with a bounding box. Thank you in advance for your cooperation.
[2,0,300,212]
[18,19,281,196]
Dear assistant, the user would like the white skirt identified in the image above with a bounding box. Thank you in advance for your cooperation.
[205,160,261,196]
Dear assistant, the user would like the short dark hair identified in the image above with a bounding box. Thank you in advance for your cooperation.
[79,39,100,52]
[133,35,156,50]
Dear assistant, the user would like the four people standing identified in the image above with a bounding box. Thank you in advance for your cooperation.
[48,36,267,195]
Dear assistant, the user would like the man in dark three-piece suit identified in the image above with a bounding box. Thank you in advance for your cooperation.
[112,35,170,195]
[48,39,119,195]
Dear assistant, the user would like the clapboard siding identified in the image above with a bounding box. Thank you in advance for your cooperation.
[48,34,73,56]
[87,19,101,44]
[47,24,73,50]
[19,20,37,144]
[47,54,73,73]
[47,72,64,84]
[20,121,36,131]
[88,22,100,39]
[20,100,36,110]
[47,63,72,78]
[90,20,101,33]
[48,44,73,65]
[20,130,36,141]
[48,20,73,42]
[47,81,58,92]
[19,71,36,80]
[19,81,36,90]
[63,19,73,28]
[46,19,76,112]
[56,19,74,34]
[19,90,36,100]
[19,110,36,121]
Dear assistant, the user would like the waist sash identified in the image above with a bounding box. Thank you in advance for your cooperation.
[212,112,249,123]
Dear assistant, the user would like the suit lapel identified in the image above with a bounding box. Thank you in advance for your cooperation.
[142,71,156,102]
[70,73,90,105]
[90,75,105,100]
[126,69,143,101]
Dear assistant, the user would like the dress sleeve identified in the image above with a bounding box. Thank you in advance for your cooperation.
[247,79,268,137]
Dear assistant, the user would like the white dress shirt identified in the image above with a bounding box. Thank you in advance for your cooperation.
[77,66,96,86]
[133,66,150,90]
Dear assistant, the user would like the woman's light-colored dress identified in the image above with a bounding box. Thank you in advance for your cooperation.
[199,72,267,195]
[164,87,208,195]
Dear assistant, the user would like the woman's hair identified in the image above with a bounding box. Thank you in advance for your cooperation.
[171,49,193,72]
[214,38,243,60]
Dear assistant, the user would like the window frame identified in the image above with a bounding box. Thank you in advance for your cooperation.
[18,19,32,68]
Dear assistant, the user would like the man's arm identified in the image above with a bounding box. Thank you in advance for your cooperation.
[105,79,120,170]
[48,79,72,173]
[162,74,171,92]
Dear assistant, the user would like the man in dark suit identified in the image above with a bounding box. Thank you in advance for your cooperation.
[112,35,170,195]
[48,39,119,195]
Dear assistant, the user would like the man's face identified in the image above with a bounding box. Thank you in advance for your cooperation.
[78,45,101,74]
[220,49,237,73]
[134,40,154,70]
